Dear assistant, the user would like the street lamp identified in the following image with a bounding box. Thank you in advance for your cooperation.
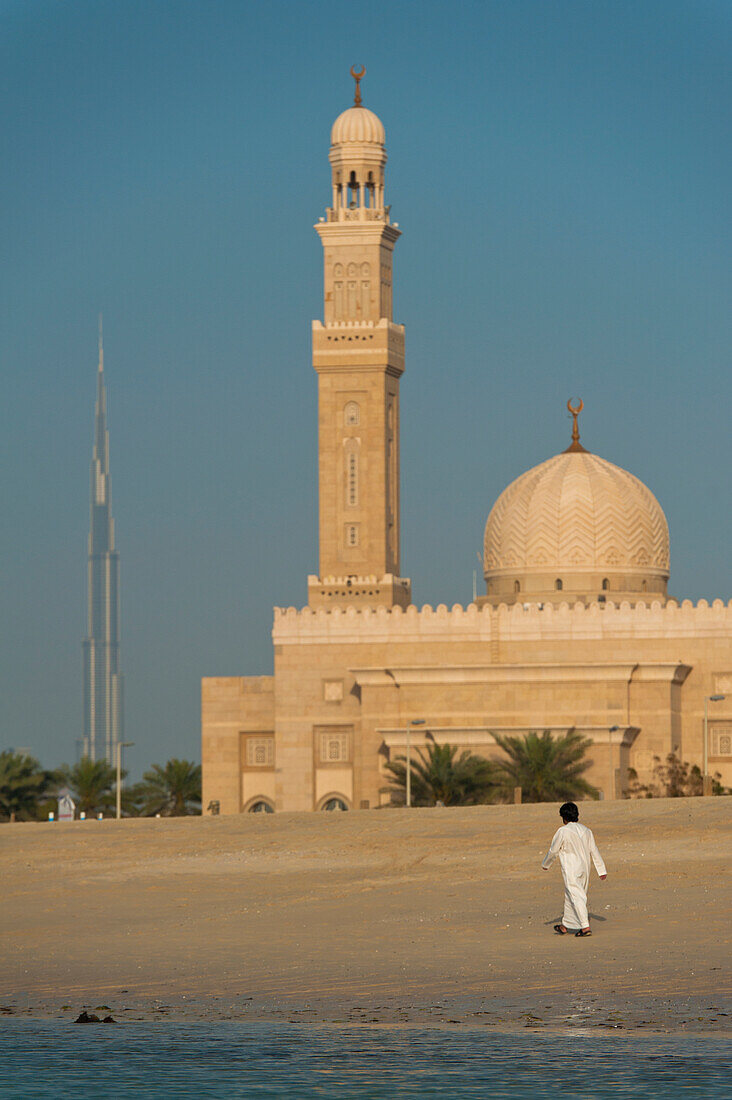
[703,695,725,790]
[406,720,426,808]
[609,726,620,801]
[116,741,135,820]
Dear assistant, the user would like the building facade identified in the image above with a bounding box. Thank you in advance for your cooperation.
[82,327,123,764]
[202,77,732,813]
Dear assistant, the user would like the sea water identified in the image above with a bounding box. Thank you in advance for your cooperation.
[0,1021,729,1098]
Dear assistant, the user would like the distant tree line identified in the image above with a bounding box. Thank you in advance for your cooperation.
[0,753,201,822]
[1,733,728,821]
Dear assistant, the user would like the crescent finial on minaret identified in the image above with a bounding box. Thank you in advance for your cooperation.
[350,64,366,107]
[565,398,586,452]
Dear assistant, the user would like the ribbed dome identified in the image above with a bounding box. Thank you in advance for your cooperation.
[331,106,385,146]
[483,449,670,605]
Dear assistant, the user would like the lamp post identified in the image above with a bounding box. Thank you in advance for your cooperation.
[406,720,426,808]
[116,741,135,820]
[703,695,725,791]
[609,726,620,801]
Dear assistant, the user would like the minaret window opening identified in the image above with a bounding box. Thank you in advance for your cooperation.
[345,442,359,507]
[347,171,360,209]
[346,524,359,547]
[602,578,609,591]
[344,402,360,426]
[514,580,521,594]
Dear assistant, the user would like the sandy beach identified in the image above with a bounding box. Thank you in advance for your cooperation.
[1,799,730,1034]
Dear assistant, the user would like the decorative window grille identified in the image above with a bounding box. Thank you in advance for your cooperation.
[711,725,732,757]
[245,736,274,767]
[346,446,359,507]
[346,524,359,547]
[344,402,360,426]
[318,730,351,763]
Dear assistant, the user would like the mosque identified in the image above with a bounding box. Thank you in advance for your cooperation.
[201,72,732,813]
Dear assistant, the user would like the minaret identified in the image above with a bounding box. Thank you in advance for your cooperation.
[308,68,411,610]
[82,320,123,763]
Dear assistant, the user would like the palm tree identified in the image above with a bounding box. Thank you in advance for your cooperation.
[0,751,50,822]
[384,742,496,806]
[138,759,201,816]
[491,729,599,803]
[58,757,120,815]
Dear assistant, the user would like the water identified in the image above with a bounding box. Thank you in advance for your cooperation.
[0,1021,729,1098]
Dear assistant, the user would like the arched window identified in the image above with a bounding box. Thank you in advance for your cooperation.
[346,524,358,547]
[514,580,521,594]
[248,800,274,814]
[555,579,563,591]
[641,580,647,592]
[323,797,348,812]
[602,578,609,591]
[344,401,360,426]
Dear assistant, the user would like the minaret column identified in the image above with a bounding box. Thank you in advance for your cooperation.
[308,70,411,611]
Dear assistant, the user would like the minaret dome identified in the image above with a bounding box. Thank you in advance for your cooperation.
[328,67,388,219]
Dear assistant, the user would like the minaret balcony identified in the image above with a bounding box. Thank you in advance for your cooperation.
[325,206,391,224]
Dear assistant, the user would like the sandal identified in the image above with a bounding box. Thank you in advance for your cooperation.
[553,924,568,935]
[575,928,592,937]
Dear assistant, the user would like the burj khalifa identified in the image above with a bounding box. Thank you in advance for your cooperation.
[82,325,123,763]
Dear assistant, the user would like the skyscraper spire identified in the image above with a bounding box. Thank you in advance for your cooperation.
[83,325,123,763]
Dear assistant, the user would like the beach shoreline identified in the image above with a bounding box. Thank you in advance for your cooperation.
[2,799,730,1036]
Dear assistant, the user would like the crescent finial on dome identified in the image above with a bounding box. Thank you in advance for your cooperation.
[565,398,587,453]
[350,64,366,107]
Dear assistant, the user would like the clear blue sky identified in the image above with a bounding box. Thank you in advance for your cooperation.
[2,0,730,777]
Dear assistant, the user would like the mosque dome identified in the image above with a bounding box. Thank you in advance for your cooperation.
[482,403,670,607]
[331,106,386,146]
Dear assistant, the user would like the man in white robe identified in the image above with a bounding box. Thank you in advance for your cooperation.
[541,801,607,937]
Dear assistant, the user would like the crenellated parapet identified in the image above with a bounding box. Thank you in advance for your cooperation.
[273,597,732,644]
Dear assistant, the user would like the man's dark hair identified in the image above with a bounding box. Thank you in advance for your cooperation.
[559,801,579,822]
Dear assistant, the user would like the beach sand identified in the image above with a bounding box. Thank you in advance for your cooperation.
[2,798,730,1033]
